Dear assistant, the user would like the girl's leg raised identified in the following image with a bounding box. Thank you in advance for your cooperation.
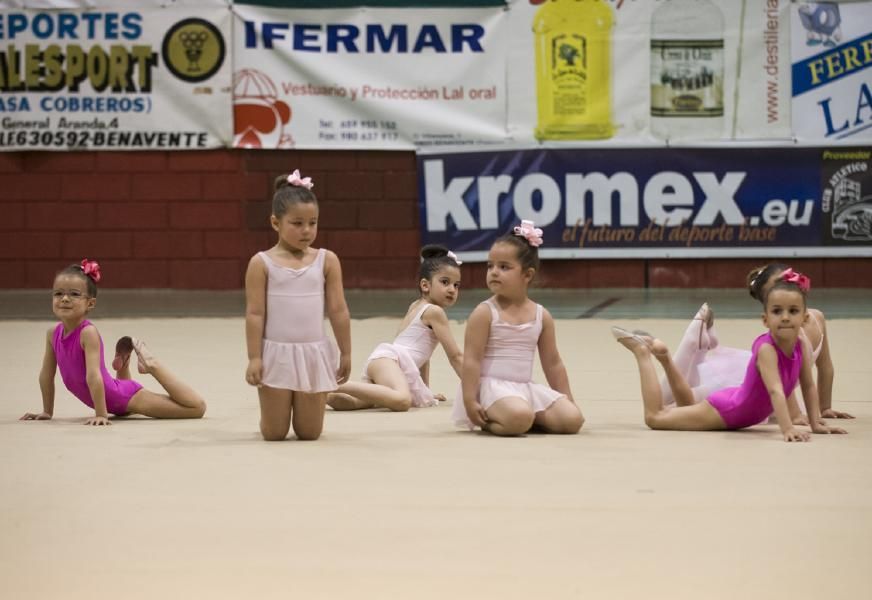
[619,337,724,431]
[258,386,293,441]
[126,339,206,418]
[485,396,535,436]
[112,336,134,375]
[291,391,327,440]
[329,358,412,412]
[533,397,583,434]
[660,304,712,403]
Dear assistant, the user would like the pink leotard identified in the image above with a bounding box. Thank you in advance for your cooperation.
[52,320,142,416]
[258,249,339,392]
[452,299,564,428]
[362,303,440,408]
[706,332,803,429]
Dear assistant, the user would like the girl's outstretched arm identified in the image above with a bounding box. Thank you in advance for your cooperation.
[23,328,57,420]
[324,250,351,384]
[422,305,463,377]
[757,344,807,442]
[461,304,490,428]
[800,336,847,435]
[537,309,574,402]
[811,310,849,418]
[244,255,268,387]
[81,325,110,426]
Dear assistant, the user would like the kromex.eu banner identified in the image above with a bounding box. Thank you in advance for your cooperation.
[0,6,232,150]
[232,5,506,149]
[418,146,872,260]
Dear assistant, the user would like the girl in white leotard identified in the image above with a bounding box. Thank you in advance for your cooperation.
[455,221,584,436]
[327,245,463,412]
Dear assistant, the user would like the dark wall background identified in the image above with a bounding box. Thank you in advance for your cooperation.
[2,149,870,290]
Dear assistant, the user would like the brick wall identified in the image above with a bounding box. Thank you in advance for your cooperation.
[1,149,871,290]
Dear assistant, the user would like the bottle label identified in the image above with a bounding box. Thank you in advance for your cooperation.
[650,39,723,117]
[549,33,588,116]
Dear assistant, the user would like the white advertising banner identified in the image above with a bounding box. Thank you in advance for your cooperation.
[504,0,793,145]
[231,5,507,150]
[790,1,872,142]
[0,5,232,150]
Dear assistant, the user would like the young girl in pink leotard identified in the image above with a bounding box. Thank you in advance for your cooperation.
[245,170,351,441]
[614,273,847,442]
[327,245,463,412]
[21,260,206,426]
[454,221,584,436]
[662,263,853,422]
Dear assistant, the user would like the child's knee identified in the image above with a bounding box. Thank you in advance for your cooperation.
[260,422,290,441]
[560,411,584,434]
[498,407,536,435]
[390,395,412,412]
[644,412,666,430]
[295,425,322,441]
[191,399,207,418]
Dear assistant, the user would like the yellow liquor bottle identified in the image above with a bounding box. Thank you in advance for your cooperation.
[533,0,614,140]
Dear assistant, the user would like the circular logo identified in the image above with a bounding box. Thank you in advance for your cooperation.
[162,18,225,83]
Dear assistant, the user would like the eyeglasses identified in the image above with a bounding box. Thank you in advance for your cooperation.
[52,290,88,300]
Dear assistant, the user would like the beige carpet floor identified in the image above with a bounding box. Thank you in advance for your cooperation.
[2,316,870,599]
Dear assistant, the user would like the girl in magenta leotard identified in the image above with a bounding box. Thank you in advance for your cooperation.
[613,272,847,442]
[327,245,463,412]
[245,170,351,441]
[455,221,584,436]
[21,260,206,426]
[662,263,853,421]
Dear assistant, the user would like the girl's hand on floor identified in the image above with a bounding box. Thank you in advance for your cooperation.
[792,414,809,426]
[821,408,854,419]
[20,412,51,421]
[811,421,847,435]
[84,416,111,426]
[783,428,810,442]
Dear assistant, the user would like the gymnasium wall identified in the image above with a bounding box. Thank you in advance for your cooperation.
[2,149,871,290]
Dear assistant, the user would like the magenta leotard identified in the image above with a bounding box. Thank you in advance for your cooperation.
[706,332,803,429]
[52,320,143,415]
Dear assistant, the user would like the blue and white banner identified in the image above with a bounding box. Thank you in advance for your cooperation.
[418,146,872,260]
[791,1,872,142]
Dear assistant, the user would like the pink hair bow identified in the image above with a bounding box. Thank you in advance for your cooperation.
[80,259,102,283]
[447,250,463,266]
[287,169,314,190]
[781,268,811,292]
[513,220,543,247]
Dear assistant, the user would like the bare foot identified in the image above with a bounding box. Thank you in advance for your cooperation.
[327,392,373,411]
[132,338,158,374]
[649,338,670,358]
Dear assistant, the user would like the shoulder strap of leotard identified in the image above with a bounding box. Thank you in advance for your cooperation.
[414,302,433,322]
[483,298,500,322]
[257,251,273,268]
